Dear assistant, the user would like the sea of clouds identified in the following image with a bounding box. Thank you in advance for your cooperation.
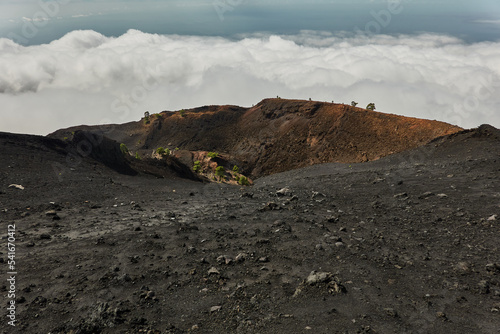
[0,29,499,134]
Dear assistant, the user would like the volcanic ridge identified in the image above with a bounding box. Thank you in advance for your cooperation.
[49,98,463,181]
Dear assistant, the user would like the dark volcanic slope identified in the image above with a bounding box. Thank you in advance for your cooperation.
[50,99,463,178]
[1,125,499,334]
[0,131,118,208]
[0,131,198,211]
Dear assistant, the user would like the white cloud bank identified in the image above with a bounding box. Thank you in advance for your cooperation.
[0,29,499,135]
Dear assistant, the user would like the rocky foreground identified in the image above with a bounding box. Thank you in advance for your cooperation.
[1,118,499,333]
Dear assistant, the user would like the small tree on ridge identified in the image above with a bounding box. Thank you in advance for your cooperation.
[366,103,376,111]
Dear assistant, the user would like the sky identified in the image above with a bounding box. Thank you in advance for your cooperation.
[0,0,499,134]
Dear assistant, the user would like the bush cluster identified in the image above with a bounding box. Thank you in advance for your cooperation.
[207,152,219,159]
[215,166,225,178]
[238,175,250,186]
[156,147,170,156]
[193,161,201,173]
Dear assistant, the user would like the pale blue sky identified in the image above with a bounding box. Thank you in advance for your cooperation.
[0,0,499,45]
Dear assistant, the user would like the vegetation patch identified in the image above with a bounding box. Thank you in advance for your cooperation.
[120,143,129,155]
[193,160,201,173]
[215,166,225,179]
[238,175,250,186]
[366,103,376,111]
[156,147,170,156]
[207,152,219,159]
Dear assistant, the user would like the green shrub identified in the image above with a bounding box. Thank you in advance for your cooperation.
[120,143,129,155]
[238,175,250,186]
[156,147,168,156]
[207,152,219,159]
[144,111,150,124]
[179,109,186,117]
[135,152,141,160]
[366,103,376,111]
[232,165,239,173]
[215,166,225,178]
[63,137,68,141]
[193,161,201,173]
[234,175,240,182]
[351,101,358,107]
